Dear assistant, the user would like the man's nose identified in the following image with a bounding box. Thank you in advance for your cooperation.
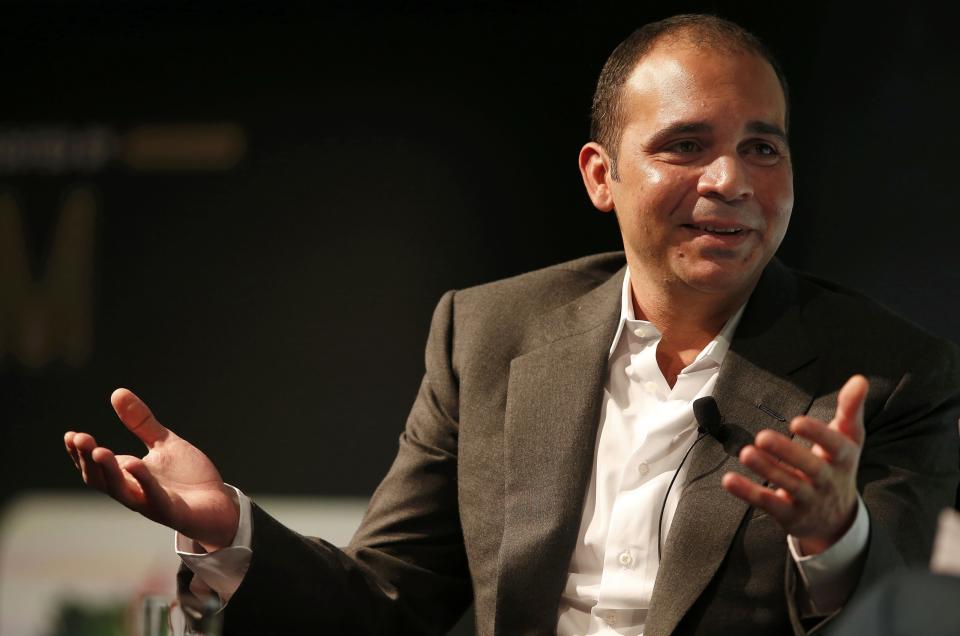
[696,155,753,202]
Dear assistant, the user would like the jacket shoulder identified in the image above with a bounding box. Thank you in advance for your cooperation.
[454,252,625,321]
[436,252,624,365]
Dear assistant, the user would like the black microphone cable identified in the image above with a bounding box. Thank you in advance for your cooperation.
[657,396,726,562]
[656,429,708,562]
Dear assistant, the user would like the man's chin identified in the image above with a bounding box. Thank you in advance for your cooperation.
[677,261,763,298]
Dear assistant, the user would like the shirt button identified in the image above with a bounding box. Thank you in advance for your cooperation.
[643,381,658,393]
[618,550,633,566]
[637,461,650,476]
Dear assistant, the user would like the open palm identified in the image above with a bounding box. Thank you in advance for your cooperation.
[64,388,239,551]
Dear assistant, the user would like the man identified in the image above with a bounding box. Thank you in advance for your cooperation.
[64,14,960,636]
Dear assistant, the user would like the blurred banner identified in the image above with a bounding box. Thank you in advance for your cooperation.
[0,493,367,635]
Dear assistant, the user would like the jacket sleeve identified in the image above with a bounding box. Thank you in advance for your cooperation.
[790,337,960,635]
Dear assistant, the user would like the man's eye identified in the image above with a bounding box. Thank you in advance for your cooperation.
[743,141,784,164]
[752,143,777,155]
[745,142,781,156]
[666,140,702,153]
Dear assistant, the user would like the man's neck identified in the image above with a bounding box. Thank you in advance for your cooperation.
[628,274,756,387]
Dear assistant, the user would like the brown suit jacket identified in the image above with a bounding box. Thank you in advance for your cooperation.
[214,253,960,635]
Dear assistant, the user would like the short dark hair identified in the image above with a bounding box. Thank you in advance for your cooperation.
[590,14,790,178]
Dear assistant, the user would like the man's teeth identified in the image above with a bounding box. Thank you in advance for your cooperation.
[695,225,741,234]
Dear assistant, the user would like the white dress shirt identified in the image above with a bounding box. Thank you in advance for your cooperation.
[179,269,869,631]
[177,485,251,603]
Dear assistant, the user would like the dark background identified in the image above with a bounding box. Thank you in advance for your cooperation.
[2,1,958,511]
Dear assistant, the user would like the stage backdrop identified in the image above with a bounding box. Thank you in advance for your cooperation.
[1,2,958,634]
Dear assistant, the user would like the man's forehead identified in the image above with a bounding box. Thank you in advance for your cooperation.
[626,41,769,90]
[625,52,695,95]
[621,42,787,125]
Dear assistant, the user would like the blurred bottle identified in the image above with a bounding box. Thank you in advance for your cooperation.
[178,595,222,636]
[140,595,221,636]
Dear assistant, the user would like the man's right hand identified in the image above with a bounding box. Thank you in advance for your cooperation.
[64,388,240,552]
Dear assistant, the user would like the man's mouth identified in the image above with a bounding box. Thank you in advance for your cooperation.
[682,224,745,235]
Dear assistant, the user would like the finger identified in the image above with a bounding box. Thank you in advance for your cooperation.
[722,472,795,521]
[92,448,145,508]
[73,433,108,491]
[64,431,81,470]
[111,388,170,448]
[754,429,830,482]
[72,430,97,453]
[789,416,859,467]
[739,444,815,501]
[834,375,868,445]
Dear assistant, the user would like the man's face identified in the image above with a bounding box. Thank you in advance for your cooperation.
[604,43,793,300]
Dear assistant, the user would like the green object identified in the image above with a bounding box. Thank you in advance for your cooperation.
[46,599,126,636]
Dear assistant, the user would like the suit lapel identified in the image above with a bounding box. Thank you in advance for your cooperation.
[645,261,822,636]
[494,269,624,635]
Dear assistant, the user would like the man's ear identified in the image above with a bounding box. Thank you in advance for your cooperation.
[578,142,616,212]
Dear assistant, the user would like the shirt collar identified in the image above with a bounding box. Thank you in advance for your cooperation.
[608,267,746,369]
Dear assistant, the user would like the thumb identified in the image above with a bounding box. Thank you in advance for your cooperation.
[834,374,868,445]
[111,388,170,448]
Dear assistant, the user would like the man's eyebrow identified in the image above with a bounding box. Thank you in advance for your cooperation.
[644,122,712,148]
[746,120,788,142]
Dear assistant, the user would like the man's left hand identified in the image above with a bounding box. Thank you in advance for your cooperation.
[721,375,868,555]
